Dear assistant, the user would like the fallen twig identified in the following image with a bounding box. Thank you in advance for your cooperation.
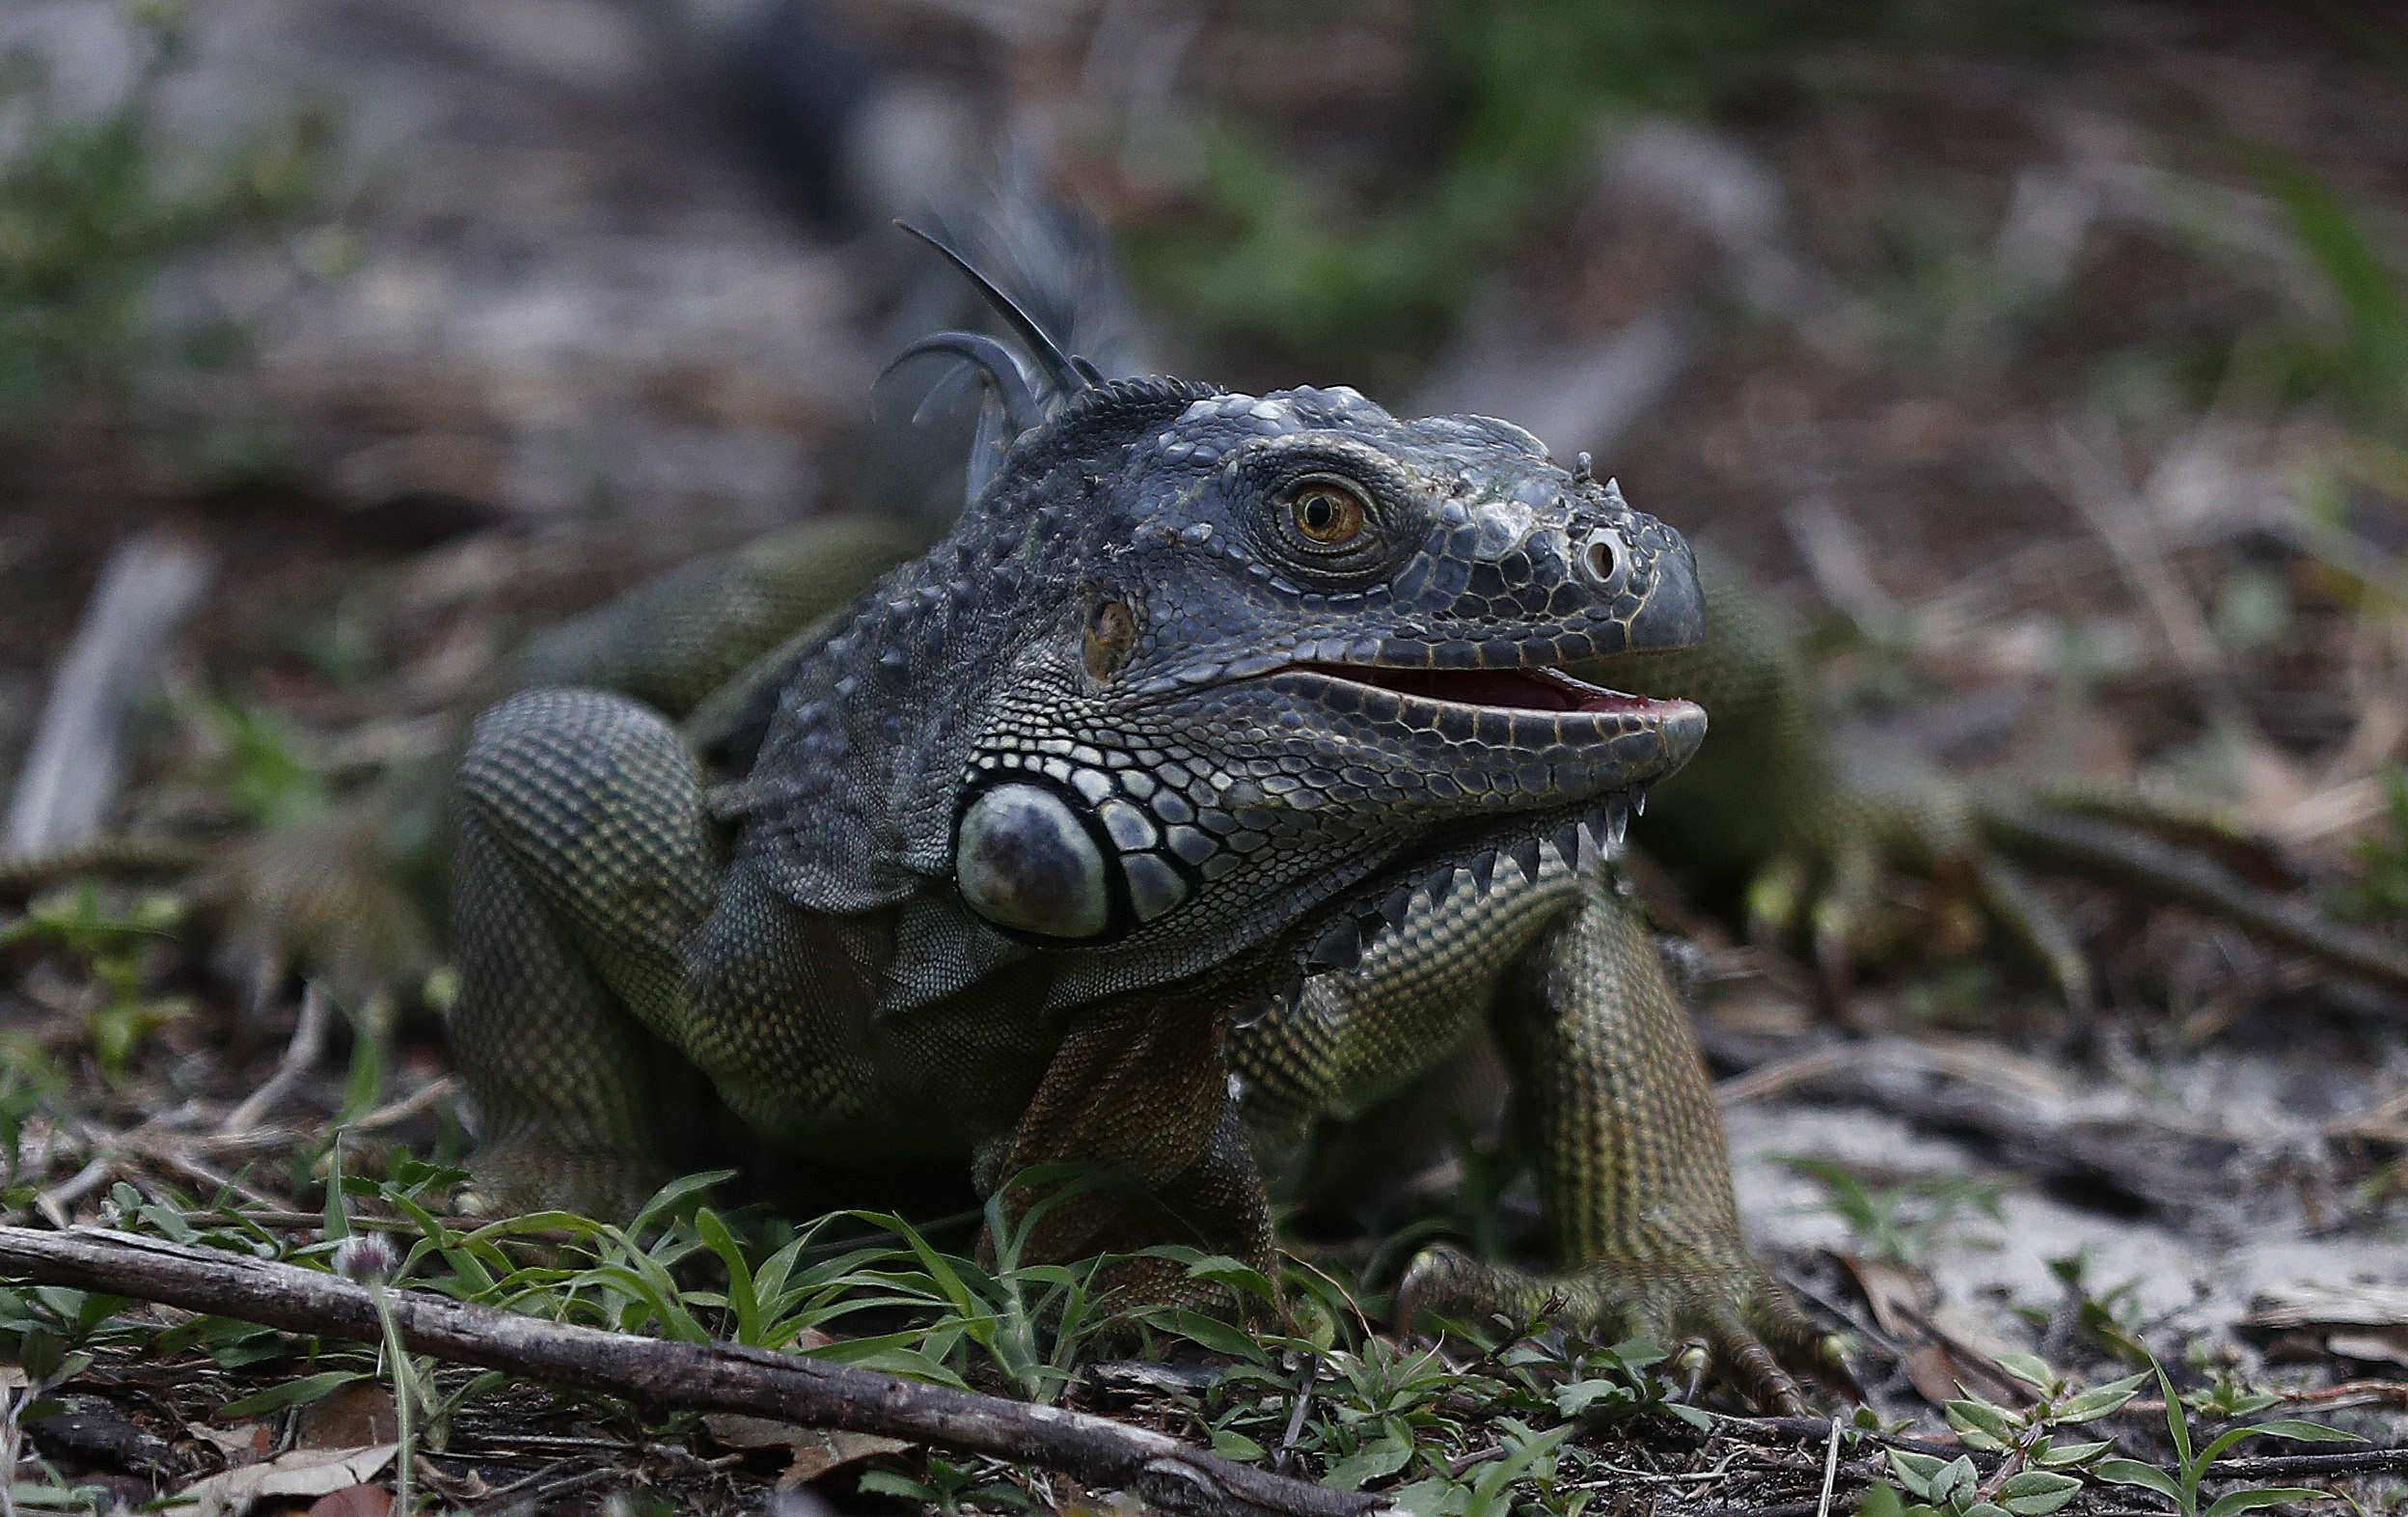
[1981,802,2408,1003]
[3,532,212,859]
[345,1076,462,1133]
[0,1226,1383,1517]
[220,982,335,1135]
[2212,1448,2408,1480]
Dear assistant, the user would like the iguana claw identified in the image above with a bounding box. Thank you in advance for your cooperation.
[1395,1242,1827,1414]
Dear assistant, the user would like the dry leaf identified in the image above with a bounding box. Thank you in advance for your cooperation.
[702,1415,909,1487]
[1831,1253,2029,1406]
[306,1484,395,1517]
[1831,1253,1930,1339]
[175,1443,397,1517]
[297,1384,399,1449]
[186,1421,274,1465]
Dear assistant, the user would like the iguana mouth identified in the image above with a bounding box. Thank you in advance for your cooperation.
[1293,662,1684,717]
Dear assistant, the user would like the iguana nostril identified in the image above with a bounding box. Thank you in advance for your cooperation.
[1581,535,1624,589]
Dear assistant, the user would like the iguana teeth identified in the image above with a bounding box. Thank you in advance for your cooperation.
[1469,849,1496,895]
[1380,884,1417,924]
[1425,864,1460,911]
[1631,785,1650,817]
[1507,837,1542,884]
[1305,917,1363,972]
[1552,822,1582,869]
[1605,794,1630,854]
[1575,818,1601,868]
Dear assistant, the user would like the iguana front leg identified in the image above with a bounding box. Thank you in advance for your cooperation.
[452,685,897,1217]
[1399,876,1821,1412]
[449,687,719,1216]
[982,986,1274,1317]
[1233,846,1822,1408]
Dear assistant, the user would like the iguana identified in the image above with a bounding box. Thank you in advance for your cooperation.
[444,262,1827,1406]
[8,222,2396,1413]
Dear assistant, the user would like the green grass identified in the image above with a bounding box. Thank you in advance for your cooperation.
[0,1160,1727,1512]
[0,1151,2373,1516]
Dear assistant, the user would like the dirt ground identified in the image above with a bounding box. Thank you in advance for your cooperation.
[2,2,2407,1513]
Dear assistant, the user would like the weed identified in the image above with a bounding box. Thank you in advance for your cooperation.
[0,1317,105,1517]
[1782,1156,2007,1265]
[190,699,329,831]
[2092,1354,2360,1517]
[1864,1348,2363,1517]
[0,1039,64,1187]
[1873,1353,2146,1517]
[329,1226,423,1513]
[2337,764,2408,920]
[2241,146,2408,442]
[0,884,189,1086]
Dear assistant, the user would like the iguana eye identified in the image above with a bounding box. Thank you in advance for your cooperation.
[1287,478,1369,545]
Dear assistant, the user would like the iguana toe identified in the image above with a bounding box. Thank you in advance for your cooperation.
[1396,1243,1827,1414]
[461,1134,665,1223]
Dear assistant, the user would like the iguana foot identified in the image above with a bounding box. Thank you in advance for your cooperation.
[457,1133,667,1222]
[1396,1243,1831,1413]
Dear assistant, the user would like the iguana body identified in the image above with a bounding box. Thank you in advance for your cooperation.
[448,372,1822,1403]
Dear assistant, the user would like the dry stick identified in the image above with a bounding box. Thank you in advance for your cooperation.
[0,838,208,896]
[3,532,212,859]
[0,1227,1382,1517]
[347,1076,462,1133]
[2211,1448,2408,1481]
[1811,1417,1842,1517]
[1980,802,2408,1004]
[220,982,335,1135]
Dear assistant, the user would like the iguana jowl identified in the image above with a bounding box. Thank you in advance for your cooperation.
[451,356,1821,1402]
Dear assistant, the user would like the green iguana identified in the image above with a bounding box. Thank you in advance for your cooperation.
[12,223,2401,1414]
[443,256,1826,1407]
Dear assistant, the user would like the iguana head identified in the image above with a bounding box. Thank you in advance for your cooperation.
[741,372,1707,1002]
[951,376,1703,935]
[736,235,1707,1002]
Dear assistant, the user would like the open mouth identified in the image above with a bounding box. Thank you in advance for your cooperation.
[1293,661,1679,716]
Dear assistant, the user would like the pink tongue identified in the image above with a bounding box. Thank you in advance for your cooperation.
[1527,666,1661,714]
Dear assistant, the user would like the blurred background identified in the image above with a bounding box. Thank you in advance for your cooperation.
[6,0,2408,861]
[4,0,2408,1437]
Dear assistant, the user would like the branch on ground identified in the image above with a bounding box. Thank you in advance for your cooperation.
[0,1225,1384,1517]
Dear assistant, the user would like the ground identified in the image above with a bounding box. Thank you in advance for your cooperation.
[0,2,2404,1514]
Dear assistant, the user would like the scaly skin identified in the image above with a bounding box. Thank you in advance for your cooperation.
[447,373,1824,1406]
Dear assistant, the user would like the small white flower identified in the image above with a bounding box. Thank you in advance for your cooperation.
[332,1231,397,1286]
